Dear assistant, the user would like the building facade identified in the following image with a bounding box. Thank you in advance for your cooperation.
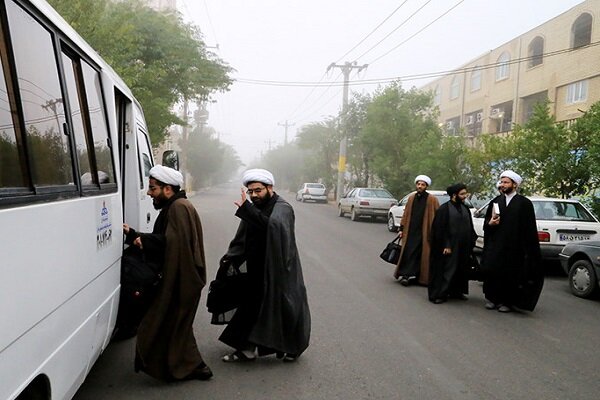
[420,0,599,138]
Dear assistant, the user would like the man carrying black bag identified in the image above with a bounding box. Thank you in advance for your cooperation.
[122,165,212,382]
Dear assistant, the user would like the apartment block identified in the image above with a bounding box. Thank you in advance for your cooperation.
[420,0,599,138]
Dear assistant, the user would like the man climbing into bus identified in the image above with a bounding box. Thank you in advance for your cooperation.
[123,165,212,381]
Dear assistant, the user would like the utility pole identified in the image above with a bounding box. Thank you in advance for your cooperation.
[327,61,368,201]
[278,120,295,145]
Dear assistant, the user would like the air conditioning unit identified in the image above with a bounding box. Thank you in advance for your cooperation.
[490,108,500,116]
[446,121,454,129]
[465,115,474,125]
[476,112,483,122]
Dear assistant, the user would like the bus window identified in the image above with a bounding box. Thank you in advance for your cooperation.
[0,46,25,188]
[81,61,115,186]
[61,53,94,185]
[6,0,74,187]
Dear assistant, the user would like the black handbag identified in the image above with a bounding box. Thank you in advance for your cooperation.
[380,237,401,264]
[206,259,248,315]
[467,253,483,281]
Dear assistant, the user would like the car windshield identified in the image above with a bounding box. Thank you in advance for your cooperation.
[307,184,324,189]
[360,189,393,198]
[433,194,474,208]
[533,201,596,222]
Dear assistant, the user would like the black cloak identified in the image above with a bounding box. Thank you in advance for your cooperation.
[481,193,544,311]
[428,200,477,301]
[129,191,207,381]
[218,195,311,356]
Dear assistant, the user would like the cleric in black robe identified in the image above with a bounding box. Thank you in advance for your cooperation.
[217,169,310,362]
[481,170,544,313]
[428,183,477,304]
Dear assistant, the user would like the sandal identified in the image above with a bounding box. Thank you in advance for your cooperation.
[282,353,298,362]
[222,350,256,362]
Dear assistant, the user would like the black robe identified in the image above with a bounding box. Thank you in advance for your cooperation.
[127,191,207,381]
[428,201,477,301]
[481,193,544,311]
[218,194,311,356]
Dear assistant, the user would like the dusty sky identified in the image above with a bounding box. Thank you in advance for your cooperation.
[176,0,585,165]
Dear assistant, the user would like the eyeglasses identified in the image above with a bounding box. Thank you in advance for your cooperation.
[246,187,265,195]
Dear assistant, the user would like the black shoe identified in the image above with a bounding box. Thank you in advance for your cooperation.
[399,277,410,286]
[450,293,468,301]
[433,298,446,304]
[182,363,213,381]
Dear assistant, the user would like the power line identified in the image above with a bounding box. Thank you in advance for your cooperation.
[355,0,433,62]
[335,0,411,64]
[368,0,465,65]
[235,40,600,88]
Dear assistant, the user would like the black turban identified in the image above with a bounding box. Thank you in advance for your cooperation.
[446,183,467,196]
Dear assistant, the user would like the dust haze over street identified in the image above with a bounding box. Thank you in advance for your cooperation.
[74,185,600,400]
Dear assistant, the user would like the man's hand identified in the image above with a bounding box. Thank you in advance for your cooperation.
[489,215,500,226]
[123,223,130,235]
[234,187,247,207]
[443,247,452,255]
[133,237,143,249]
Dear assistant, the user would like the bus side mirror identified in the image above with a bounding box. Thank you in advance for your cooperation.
[162,150,179,170]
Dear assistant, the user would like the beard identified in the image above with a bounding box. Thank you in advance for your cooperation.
[501,186,514,195]
[152,194,169,210]
[251,191,272,208]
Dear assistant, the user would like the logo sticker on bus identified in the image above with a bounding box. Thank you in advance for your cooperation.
[97,200,113,249]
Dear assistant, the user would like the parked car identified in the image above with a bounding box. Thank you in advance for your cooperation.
[472,197,600,262]
[559,241,600,298]
[338,188,397,221]
[387,190,475,232]
[296,183,327,203]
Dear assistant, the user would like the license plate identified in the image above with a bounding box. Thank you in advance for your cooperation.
[559,233,591,241]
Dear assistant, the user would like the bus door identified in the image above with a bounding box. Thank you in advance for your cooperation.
[115,90,156,232]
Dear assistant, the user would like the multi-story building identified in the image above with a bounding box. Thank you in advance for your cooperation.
[420,0,599,138]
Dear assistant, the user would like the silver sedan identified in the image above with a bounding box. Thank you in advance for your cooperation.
[338,187,398,222]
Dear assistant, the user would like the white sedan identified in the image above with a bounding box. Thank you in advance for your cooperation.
[338,187,397,221]
[472,197,600,261]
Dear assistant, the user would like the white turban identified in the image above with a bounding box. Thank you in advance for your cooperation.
[242,168,275,187]
[149,165,184,187]
[414,174,432,186]
[500,170,522,186]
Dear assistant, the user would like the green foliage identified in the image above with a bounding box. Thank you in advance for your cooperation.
[260,143,307,192]
[296,119,339,190]
[184,125,241,189]
[48,0,232,146]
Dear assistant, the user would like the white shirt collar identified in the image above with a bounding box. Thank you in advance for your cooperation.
[505,191,517,206]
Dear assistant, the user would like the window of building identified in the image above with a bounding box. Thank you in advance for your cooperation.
[571,13,592,49]
[566,80,588,104]
[528,36,544,68]
[433,85,441,106]
[450,76,460,100]
[464,109,483,137]
[470,68,481,92]
[522,91,548,123]
[444,116,461,136]
[489,101,513,133]
[495,52,510,81]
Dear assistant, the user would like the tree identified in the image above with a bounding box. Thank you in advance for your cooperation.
[502,101,592,198]
[344,93,372,187]
[361,83,441,197]
[48,0,232,145]
[295,118,339,190]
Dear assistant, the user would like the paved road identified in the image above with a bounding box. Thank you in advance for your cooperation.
[74,185,600,400]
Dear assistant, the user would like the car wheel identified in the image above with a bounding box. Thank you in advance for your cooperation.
[350,207,359,221]
[337,204,344,217]
[569,259,599,299]
[387,214,398,232]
